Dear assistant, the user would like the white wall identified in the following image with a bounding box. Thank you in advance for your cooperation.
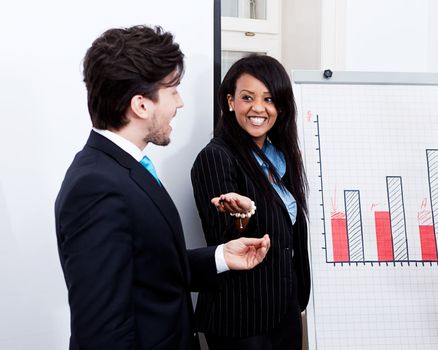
[428,0,438,71]
[345,0,430,71]
[0,1,213,349]
[321,0,438,73]
[282,0,438,73]
[281,0,322,72]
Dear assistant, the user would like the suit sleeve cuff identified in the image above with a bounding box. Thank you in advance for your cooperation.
[215,244,229,273]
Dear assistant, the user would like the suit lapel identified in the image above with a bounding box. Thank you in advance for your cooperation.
[85,131,189,265]
[129,165,190,285]
[129,164,186,244]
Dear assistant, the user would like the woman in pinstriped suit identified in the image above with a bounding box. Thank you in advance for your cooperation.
[191,55,311,350]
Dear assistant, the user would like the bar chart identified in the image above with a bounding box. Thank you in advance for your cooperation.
[314,112,438,265]
[295,75,438,350]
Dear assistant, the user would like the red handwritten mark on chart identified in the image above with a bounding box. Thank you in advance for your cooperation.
[306,110,313,122]
[370,203,380,211]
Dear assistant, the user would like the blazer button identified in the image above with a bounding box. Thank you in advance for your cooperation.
[284,247,294,257]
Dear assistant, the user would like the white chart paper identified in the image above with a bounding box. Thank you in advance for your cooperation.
[294,75,438,350]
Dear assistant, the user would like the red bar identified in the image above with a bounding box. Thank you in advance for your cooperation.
[331,212,349,261]
[419,225,438,261]
[375,211,394,261]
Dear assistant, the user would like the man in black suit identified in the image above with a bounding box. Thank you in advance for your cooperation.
[55,25,270,350]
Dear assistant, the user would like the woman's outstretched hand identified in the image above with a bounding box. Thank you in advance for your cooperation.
[211,192,253,214]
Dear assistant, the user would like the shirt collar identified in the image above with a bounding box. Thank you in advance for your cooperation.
[93,128,145,162]
[253,140,286,177]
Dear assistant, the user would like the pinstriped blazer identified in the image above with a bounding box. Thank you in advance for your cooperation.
[191,137,310,337]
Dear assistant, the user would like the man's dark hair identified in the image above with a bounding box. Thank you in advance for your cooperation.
[83,25,184,130]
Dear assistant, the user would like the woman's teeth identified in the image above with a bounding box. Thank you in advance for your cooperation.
[249,117,266,126]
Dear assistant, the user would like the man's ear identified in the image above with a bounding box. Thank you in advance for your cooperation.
[130,95,153,120]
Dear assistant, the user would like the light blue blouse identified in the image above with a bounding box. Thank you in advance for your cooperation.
[253,141,297,224]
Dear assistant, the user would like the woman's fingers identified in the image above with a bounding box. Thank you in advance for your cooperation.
[212,193,254,213]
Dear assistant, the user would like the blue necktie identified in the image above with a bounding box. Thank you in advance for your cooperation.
[139,155,161,184]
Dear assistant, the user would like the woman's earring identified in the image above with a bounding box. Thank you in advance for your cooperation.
[229,106,233,112]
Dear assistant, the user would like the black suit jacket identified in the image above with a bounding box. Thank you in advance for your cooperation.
[55,131,217,349]
[191,137,310,337]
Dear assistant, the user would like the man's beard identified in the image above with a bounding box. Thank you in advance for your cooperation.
[145,132,171,146]
[144,116,171,146]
